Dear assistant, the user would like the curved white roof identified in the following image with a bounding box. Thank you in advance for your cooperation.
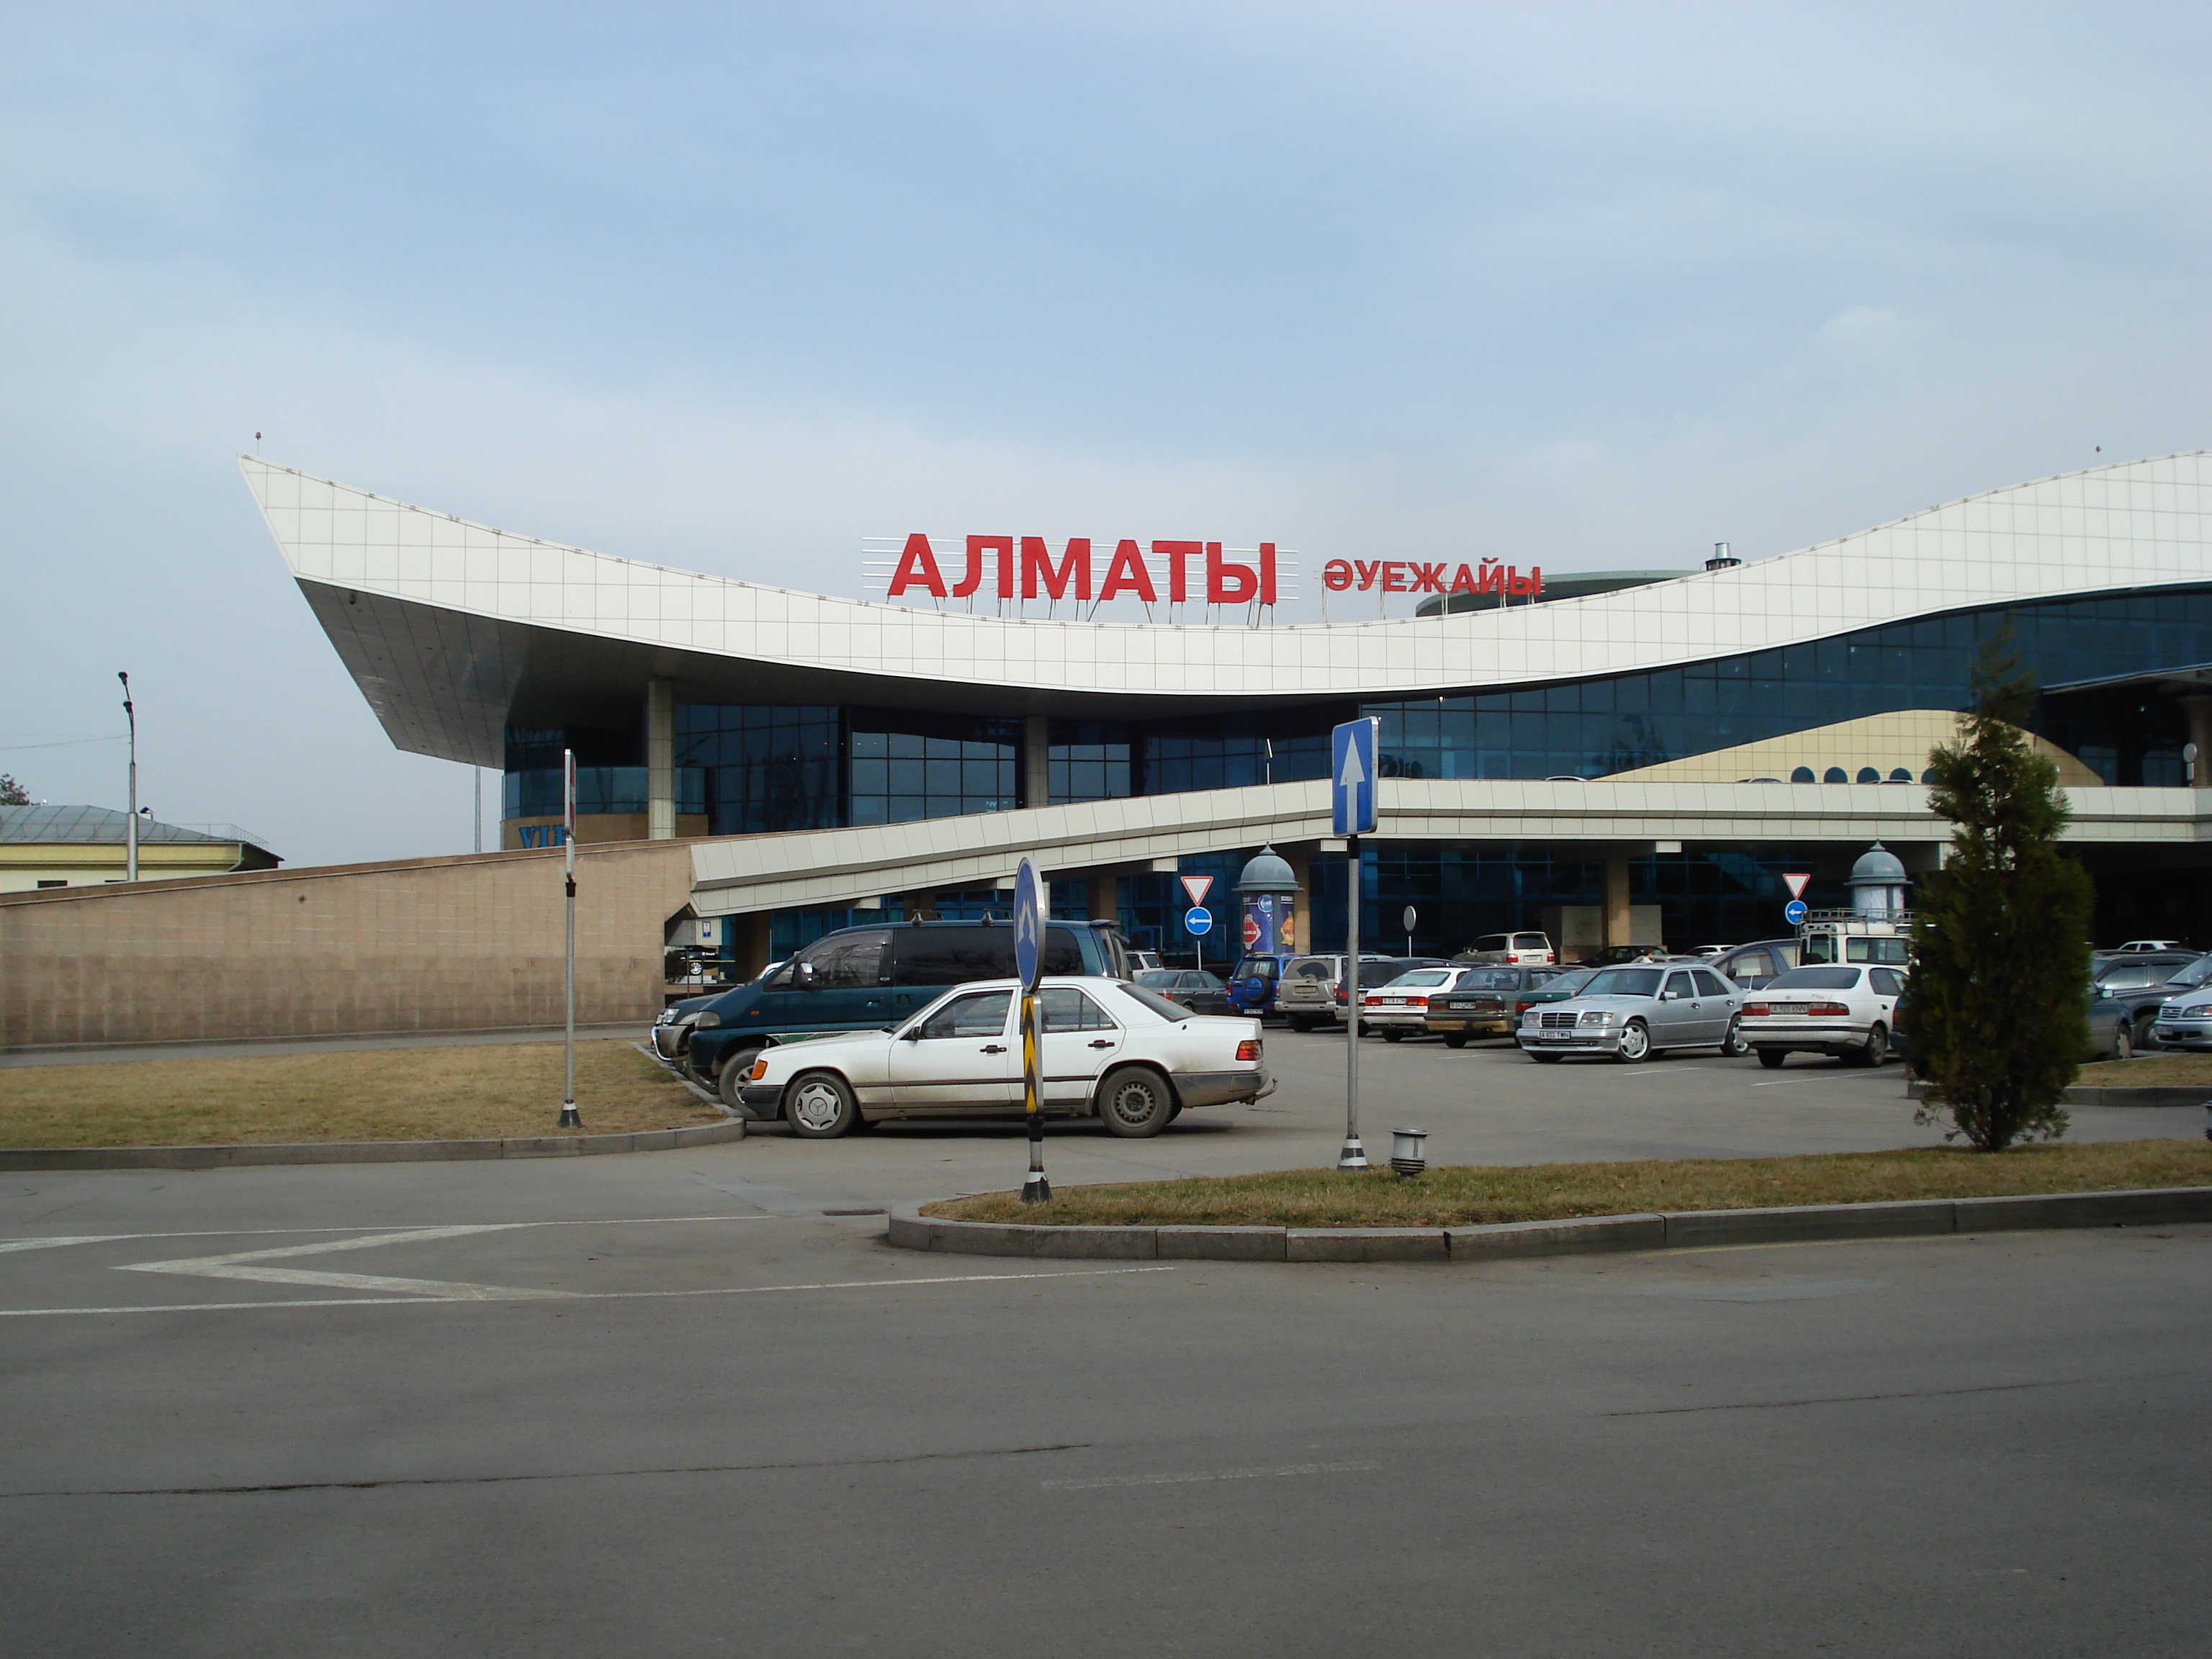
[243,449,2211,711]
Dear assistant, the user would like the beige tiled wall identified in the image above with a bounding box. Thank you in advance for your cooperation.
[0,842,696,1048]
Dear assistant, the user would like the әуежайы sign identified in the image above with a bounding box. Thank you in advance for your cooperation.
[1321,558,1542,597]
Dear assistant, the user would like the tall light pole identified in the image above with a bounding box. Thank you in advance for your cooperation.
[117,672,138,882]
[558,748,580,1128]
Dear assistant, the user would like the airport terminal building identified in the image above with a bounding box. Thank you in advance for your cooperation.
[243,451,2212,969]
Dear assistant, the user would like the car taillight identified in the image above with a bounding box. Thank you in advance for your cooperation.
[748,1058,769,1079]
[1809,1001,1851,1017]
[1334,987,1346,1002]
[1236,1038,1262,1061]
[1514,1000,1532,1014]
[1745,1002,1770,1017]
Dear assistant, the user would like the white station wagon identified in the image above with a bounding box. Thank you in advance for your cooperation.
[734,976,1269,1138]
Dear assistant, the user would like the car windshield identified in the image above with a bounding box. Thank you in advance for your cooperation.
[1766,967,1863,991]
[1287,958,1334,979]
[1115,981,1195,1021]
[1543,969,1597,995]
[1582,968,1663,997]
[2164,957,2212,989]
[1455,968,1520,990]
[1382,970,1455,989]
[1134,970,1181,990]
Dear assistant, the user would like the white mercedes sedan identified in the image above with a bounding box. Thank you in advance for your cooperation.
[1740,964,1905,1067]
[732,976,1269,1139]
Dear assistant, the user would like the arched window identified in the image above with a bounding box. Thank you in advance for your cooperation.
[1921,768,1940,783]
[1791,765,1816,783]
[1856,765,1881,783]
[1823,766,1848,783]
[1888,767,1915,783]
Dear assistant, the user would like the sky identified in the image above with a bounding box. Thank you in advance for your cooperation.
[3,1,2207,866]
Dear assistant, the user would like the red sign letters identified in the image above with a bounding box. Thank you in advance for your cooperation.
[887,536,1280,606]
[1321,558,1542,598]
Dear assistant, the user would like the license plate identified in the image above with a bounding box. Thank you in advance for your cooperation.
[1539,1031,1570,1042]
[1769,1004,1809,1015]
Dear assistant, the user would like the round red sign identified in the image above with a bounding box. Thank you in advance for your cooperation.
[1241,914,1263,948]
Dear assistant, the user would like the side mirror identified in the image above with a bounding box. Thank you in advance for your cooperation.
[794,961,815,987]
[899,1026,922,1042]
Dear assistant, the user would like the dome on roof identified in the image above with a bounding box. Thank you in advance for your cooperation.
[1235,846,1300,894]
[1849,842,1907,884]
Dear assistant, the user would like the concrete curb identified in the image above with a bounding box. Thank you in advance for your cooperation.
[0,1120,747,1172]
[887,1187,2212,1264]
[1906,1079,2212,1109]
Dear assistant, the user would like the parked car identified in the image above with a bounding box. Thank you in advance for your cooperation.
[1709,938,1802,990]
[684,919,1133,1107]
[1136,966,1233,1015]
[1226,952,1297,1017]
[1457,931,1557,966]
[1358,966,1464,1038]
[1573,943,1670,968]
[1127,949,1165,972]
[1516,963,1747,1063]
[1424,964,1570,1047]
[1274,953,1402,1030]
[1897,980,2134,1064]
[2113,938,2189,953]
[1514,966,1598,1016]
[731,976,1268,1138]
[1740,964,1905,1067]
[2091,950,2207,1050]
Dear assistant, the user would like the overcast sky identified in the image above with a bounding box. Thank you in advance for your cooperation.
[3,2,2206,866]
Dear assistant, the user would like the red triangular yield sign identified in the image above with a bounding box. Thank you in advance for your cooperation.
[1180,874,1215,907]
[1783,873,1812,900]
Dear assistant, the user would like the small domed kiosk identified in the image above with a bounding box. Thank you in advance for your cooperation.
[1234,847,1302,957]
[1845,842,1910,919]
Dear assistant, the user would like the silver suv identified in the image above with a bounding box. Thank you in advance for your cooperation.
[1275,953,1412,1032]
[1516,964,1747,1064]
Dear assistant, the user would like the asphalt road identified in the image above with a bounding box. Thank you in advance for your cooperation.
[3,1029,2206,1657]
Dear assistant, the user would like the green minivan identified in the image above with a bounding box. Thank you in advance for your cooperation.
[685,918,1133,1110]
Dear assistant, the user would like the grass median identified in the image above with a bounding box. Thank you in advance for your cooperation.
[2075,1053,2212,1086]
[925,1139,2212,1228]
[0,1040,724,1148]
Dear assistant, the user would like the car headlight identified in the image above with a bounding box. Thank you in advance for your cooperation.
[1578,1010,1617,1026]
[1521,1010,1540,1025]
[2177,1003,2212,1018]
[694,1012,721,1028]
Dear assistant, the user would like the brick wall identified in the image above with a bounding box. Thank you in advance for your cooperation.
[0,841,695,1048]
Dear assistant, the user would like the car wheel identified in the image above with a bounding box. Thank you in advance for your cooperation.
[1719,1016,1748,1058]
[2113,1022,2134,1062]
[1288,1017,1314,1033]
[1382,1028,1405,1043]
[1356,1021,1372,1037]
[1529,1051,1563,1064]
[714,1048,765,1110]
[1443,1034,1467,1050]
[783,1070,859,1138]
[1613,1020,1650,1064]
[2131,1012,2156,1053]
[1851,1023,1889,1066]
[1756,1048,1786,1070]
[1096,1066,1174,1138]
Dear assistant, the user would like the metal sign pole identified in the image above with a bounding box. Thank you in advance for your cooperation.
[117,673,138,883]
[1014,860,1049,1203]
[1341,832,1367,1169]
[559,748,580,1128]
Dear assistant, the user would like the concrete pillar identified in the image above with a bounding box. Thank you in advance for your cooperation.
[1603,853,1632,946]
[732,912,772,979]
[647,678,678,838]
[903,891,938,922]
[1022,714,1050,809]
[1087,872,1117,925]
[1286,845,1313,951]
[2180,695,2212,787]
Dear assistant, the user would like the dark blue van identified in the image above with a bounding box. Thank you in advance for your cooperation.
[687,919,1131,1107]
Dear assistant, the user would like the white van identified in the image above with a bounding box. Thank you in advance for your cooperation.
[1460,931,1557,966]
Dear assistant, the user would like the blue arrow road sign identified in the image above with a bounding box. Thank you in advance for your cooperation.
[1331,716,1380,836]
[1784,899,1809,925]
[1012,859,1044,989]
[1184,907,1213,935]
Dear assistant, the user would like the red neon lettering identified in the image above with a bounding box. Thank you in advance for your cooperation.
[1259,543,1277,606]
[1477,559,1506,595]
[1381,562,1408,593]
[886,533,946,598]
[1409,561,1447,593]
[1206,542,1259,604]
[1020,536,1092,601]
[1354,560,1382,590]
[1449,564,1477,592]
[1099,539,1158,603]
[1154,540,1202,603]
[1322,559,1354,591]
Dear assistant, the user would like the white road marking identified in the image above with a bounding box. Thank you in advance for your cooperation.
[0,1236,140,1254]
[0,1264,1177,1318]
[1043,1458,1378,1491]
[113,1224,573,1302]
[0,1214,784,1250]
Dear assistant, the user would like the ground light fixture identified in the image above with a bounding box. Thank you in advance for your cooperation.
[1390,1127,1429,1179]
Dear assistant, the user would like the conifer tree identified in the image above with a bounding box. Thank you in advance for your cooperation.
[1910,631,2091,1150]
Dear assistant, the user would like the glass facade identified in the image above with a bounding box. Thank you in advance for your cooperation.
[1364,586,2212,786]
[675,704,842,836]
[848,711,1020,825]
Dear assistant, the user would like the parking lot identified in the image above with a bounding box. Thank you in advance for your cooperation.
[2,1028,2206,1657]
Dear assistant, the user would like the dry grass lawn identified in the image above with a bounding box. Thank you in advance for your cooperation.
[0,1040,723,1148]
[2075,1053,2212,1086]
[927,1139,2212,1228]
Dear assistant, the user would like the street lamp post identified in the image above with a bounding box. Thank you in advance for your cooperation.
[117,672,138,882]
